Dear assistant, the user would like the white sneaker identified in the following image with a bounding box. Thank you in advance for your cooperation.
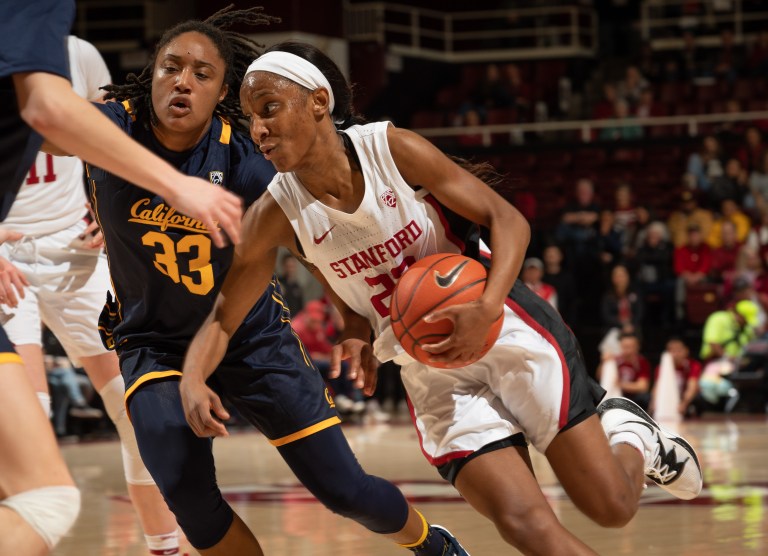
[598,397,702,500]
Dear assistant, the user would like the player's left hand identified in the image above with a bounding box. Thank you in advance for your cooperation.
[0,256,29,308]
[421,299,500,366]
[330,338,379,396]
[179,377,230,438]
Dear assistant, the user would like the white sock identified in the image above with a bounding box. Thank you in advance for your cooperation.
[609,431,645,459]
[145,529,179,555]
[37,392,51,418]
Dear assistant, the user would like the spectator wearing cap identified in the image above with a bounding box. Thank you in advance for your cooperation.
[522,257,557,310]
[668,189,714,247]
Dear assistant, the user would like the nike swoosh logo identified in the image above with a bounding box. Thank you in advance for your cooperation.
[313,225,336,244]
[434,260,469,288]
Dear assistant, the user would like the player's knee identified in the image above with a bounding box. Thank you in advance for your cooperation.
[584,493,637,528]
[493,506,558,551]
[100,375,155,486]
[0,485,81,549]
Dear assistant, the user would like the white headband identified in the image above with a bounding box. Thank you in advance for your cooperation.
[246,51,335,116]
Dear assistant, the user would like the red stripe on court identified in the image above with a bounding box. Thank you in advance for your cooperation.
[504,298,571,429]
[422,194,465,253]
[406,396,473,466]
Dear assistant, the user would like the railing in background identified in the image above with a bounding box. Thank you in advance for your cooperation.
[641,0,768,50]
[344,2,598,62]
[412,111,768,146]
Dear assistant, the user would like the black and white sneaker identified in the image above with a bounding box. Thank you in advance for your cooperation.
[432,525,471,556]
[598,397,702,500]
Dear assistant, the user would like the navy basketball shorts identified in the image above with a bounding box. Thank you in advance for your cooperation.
[0,324,21,364]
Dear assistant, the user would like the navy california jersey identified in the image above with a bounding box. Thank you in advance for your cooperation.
[0,0,74,220]
[88,100,285,390]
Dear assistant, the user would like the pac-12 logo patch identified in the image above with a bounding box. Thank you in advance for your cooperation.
[209,171,224,185]
[380,188,397,208]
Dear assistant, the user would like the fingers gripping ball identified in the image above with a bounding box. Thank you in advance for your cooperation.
[390,253,503,368]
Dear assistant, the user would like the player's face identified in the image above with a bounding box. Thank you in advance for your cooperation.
[240,71,322,173]
[151,31,228,140]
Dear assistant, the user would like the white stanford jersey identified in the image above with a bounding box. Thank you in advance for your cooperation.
[268,121,466,362]
[2,36,111,236]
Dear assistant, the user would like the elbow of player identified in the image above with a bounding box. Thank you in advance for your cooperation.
[20,87,69,138]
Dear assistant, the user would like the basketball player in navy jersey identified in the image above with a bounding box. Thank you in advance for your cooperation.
[0,0,242,553]
[182,41,704,555]
[75,8,467,556]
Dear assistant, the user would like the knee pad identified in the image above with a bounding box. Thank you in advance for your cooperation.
[0,486,81,549]
[99,375,155,486]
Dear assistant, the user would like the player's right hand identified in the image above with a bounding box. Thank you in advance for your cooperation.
[179,377,230,438]
[330,338,379,396]
[0,255,29,308]
[167,176,244,248]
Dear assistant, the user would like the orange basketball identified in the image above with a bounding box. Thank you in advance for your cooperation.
[390,253,504,369]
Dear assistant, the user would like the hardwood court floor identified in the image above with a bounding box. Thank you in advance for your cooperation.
[53,415,768,555]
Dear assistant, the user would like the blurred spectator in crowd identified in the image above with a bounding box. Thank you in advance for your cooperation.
[716,99,749,140]
[612,183,639,247]
[634,221,676,324]
[466,63,516,113]
[616,65,649,106]
[610,332,652,410]
[729,247,765,299]
[748,30,768,77]
[542,244,577,323]
[456,108,485,147]
[636,41,663,84]
[737,125,767,174]
[649,337,703,418]
[635,88,665,118]
[746,150,768,210]
[601,263,644,335]
[597,209,624,266]
[686,134,724,192]
[708,199,751,247]
[556,178,600,257]
[592,82,618,119]
[708,158,749,208]
[502,63,531,114]
[278,252,305,316]
[668,190,714,247]
[710,220,742,282]
[746,209,768,258]
[674,224,713,320]
[46,356,104,437]
[713,28,745,83]
[599,98,644,141]
[292,300,365,415]
[522,257,557,310]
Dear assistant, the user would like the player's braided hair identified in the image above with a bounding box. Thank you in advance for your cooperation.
[102,4,277,133]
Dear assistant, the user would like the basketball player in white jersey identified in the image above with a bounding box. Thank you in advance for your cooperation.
[180,42,703,555]
[0,36,182,555]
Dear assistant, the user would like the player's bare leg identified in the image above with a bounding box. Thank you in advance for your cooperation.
[198,513,264,556]
[545,415,645,528]
[454,445,597,555]
[0,360,78,555]
[81,352,181,549]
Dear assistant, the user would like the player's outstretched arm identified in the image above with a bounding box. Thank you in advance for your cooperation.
[12,72,242,247]
[181,194,291,436]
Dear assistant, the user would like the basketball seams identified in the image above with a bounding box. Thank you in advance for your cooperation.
[391,253,457,325]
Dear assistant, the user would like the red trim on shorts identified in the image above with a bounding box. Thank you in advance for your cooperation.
[406,395,473,467]
[504,298,571,429]
[422,194,465,252]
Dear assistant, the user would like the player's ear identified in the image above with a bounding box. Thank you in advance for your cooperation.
[218,83,229,103]
[311,87,331,118]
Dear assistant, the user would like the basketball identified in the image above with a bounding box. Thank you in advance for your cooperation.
[390,253,504,368]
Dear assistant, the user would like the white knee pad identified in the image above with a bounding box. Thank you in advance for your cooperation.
[0,486,81,549]
[99,375,155,486]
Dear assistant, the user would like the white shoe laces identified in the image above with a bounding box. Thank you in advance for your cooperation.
[645,443,679,483]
